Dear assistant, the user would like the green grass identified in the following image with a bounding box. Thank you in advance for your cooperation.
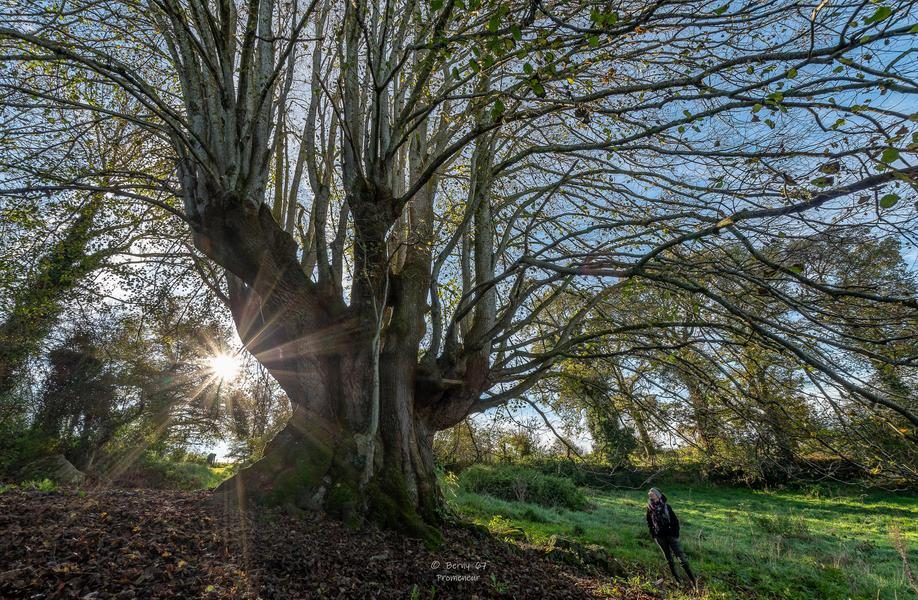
[445,475,918,599]
[150,461,232,490]
[0,478,58,493]
[125,454,234,490]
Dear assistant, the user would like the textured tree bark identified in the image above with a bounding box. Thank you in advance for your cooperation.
[214,348,443,541]
[197,190,456,539]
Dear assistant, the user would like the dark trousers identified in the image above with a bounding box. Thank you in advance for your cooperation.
[655,535,696,583]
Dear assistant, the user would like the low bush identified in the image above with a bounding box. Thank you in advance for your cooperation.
[458,464,588,510]
[486,514,527,540]
[0,428,60,476]
[750,512,811,539]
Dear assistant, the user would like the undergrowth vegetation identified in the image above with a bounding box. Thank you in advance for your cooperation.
[0,478,58,493]
[457,464,588,511]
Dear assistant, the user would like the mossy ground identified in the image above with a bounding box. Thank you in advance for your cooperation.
[445,478,918,599]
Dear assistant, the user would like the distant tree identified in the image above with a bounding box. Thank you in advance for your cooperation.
[557,363,637,466]
[497,428,541,462]
[0,198,102,404]
[434,418,493,467]
[32,329,132,470]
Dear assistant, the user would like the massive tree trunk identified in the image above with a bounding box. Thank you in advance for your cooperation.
[216,368,441,539]
[195,187,469,539]
[212,292,446,538]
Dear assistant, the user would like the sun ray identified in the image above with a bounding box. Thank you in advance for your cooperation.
[208,353,241,381]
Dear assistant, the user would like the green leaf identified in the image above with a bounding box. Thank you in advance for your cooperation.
[713,3,730,15]
[881,147,899,164]
[865,6,892,24]
[491,98,506,119]
[530,80,546,97]
[488,15,500,33]
[810,176,834,187]
[511,24,522,41]
[430,0,443,10]
[752,103,763,113]
[910,24,918,33]
[764,118,776,129]
[879,193,899,209]
[587,34,600,47]
[787,67,797,78]
[469,59,480,73]
[523,63,534,75]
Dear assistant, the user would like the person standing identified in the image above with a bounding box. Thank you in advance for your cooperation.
[646,487,697,586]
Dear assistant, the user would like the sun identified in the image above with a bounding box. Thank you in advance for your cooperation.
[208,353,241,381]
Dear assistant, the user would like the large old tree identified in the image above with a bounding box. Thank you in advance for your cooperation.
[2,0,916,531]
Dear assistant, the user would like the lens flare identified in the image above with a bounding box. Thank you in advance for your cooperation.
[208,353,240,381]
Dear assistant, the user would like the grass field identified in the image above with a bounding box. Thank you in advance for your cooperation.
[445,476,918,599]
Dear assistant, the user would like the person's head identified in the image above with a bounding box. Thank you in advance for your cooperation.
[648,487,663,503]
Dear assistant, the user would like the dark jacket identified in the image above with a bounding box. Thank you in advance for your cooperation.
[646,493,680,538]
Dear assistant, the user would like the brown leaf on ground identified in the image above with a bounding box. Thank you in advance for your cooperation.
[0,488,660,599]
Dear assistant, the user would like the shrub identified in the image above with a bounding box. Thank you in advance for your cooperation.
[487,514,527,540]
[750,512,810,539]
[459,464,588,511]
[24,478,58,492]
[0,427,60,475]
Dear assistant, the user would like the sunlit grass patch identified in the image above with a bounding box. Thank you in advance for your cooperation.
[445,476,918,599]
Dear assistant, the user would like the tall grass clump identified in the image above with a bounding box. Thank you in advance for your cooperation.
[458,464,588,510]
[749,512,811,539]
